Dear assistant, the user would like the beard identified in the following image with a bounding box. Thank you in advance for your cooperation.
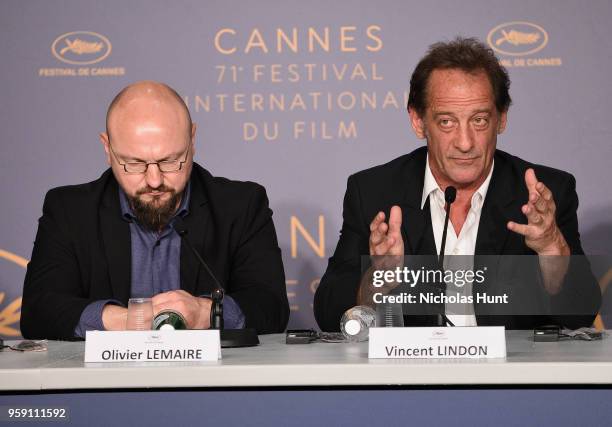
[129,184,182,232]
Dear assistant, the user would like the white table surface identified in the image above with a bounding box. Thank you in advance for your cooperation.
[1,330,611,391]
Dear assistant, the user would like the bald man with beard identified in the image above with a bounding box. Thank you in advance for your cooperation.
[21,81,289,339]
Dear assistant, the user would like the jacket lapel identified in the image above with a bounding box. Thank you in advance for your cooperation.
[475,152,523,255]
[474,152,527,322]
[398,147,437,255]
[400,200,437,255]
[179,166,213,295]
[99,175,131,304]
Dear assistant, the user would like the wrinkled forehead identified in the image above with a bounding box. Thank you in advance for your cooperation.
[426,68,495,112]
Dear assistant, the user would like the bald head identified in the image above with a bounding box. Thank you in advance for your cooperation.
[105,81,192,139]
[100,81,195,231]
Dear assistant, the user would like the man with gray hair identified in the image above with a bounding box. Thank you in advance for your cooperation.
[314,38,601,331]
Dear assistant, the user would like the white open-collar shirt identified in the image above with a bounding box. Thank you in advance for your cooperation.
[420,155,494,326]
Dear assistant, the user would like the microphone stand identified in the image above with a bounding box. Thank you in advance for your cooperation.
[210,288,224,330]
[437,187,456,327]
[173,218,259,347]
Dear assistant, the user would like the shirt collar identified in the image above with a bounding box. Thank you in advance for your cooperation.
[420,154,494,210]
[119,180,191,223]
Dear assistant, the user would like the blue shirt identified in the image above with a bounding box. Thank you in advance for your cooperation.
[75,182,245,337]
[122,183,190,298]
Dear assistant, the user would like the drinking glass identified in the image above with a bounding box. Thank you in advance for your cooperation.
[126,298,153,330]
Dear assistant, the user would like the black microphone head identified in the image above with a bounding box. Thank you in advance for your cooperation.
[444,186,457,204]
[211,287,224,302]
[172,217,188,236]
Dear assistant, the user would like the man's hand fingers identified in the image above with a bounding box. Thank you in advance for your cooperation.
[524,168,538,193]
[369,212,387,244]
[151,294,170,305]
[507,221,532,237]
[534,182,555,213]
[522,204,544,225]
[369,208,404,257]
[151,290,193,311]
[533,194,548,213]
[536,182,552,201]
[151,290,181,305]
[372,236,395,256]
[154,298,190,313]
[152,302,181,316]
[388,206,403,234]
[370,222,388,246]
[369,212,385,232]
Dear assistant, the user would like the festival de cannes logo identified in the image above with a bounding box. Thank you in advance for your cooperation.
[0,249,27,337]
[52,31,112,65]
[487,22,548,56]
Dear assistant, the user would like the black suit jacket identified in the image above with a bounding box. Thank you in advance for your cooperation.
[314,147,601,331]
[21,164,289,339]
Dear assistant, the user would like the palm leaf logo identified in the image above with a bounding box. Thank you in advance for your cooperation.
[59,38,104,56]
[0,293,21,337]
[0,249,27,337]
[496,29,540,46]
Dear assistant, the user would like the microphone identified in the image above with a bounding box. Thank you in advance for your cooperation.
[173,217,224,330]
[439,186,456,267]
[169,217,259,347]
[437,186,456,327]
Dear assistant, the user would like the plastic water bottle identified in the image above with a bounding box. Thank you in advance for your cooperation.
[153,310,187,330]
[340,306,377,342]
[376,302,404,327]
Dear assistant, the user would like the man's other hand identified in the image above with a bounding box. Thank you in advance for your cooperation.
[152,290,212,329]
[507,168,570,256]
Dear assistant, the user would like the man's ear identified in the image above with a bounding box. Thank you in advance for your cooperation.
[99,132,111,166]
[497,110,508,134]
[408,107,427,139]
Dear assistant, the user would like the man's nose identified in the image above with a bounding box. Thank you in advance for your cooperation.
[145,163,163,189]
[455,124,475,153]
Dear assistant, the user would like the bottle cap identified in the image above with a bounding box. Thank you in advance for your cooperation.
[344,319,361,336]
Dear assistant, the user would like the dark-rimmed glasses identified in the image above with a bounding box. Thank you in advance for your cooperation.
[108,142,190,174]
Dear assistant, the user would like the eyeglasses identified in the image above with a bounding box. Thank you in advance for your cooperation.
[109,142,191,174]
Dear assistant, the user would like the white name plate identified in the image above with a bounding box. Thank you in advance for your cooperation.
[368,326,506,359]
[85,330,221,363]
